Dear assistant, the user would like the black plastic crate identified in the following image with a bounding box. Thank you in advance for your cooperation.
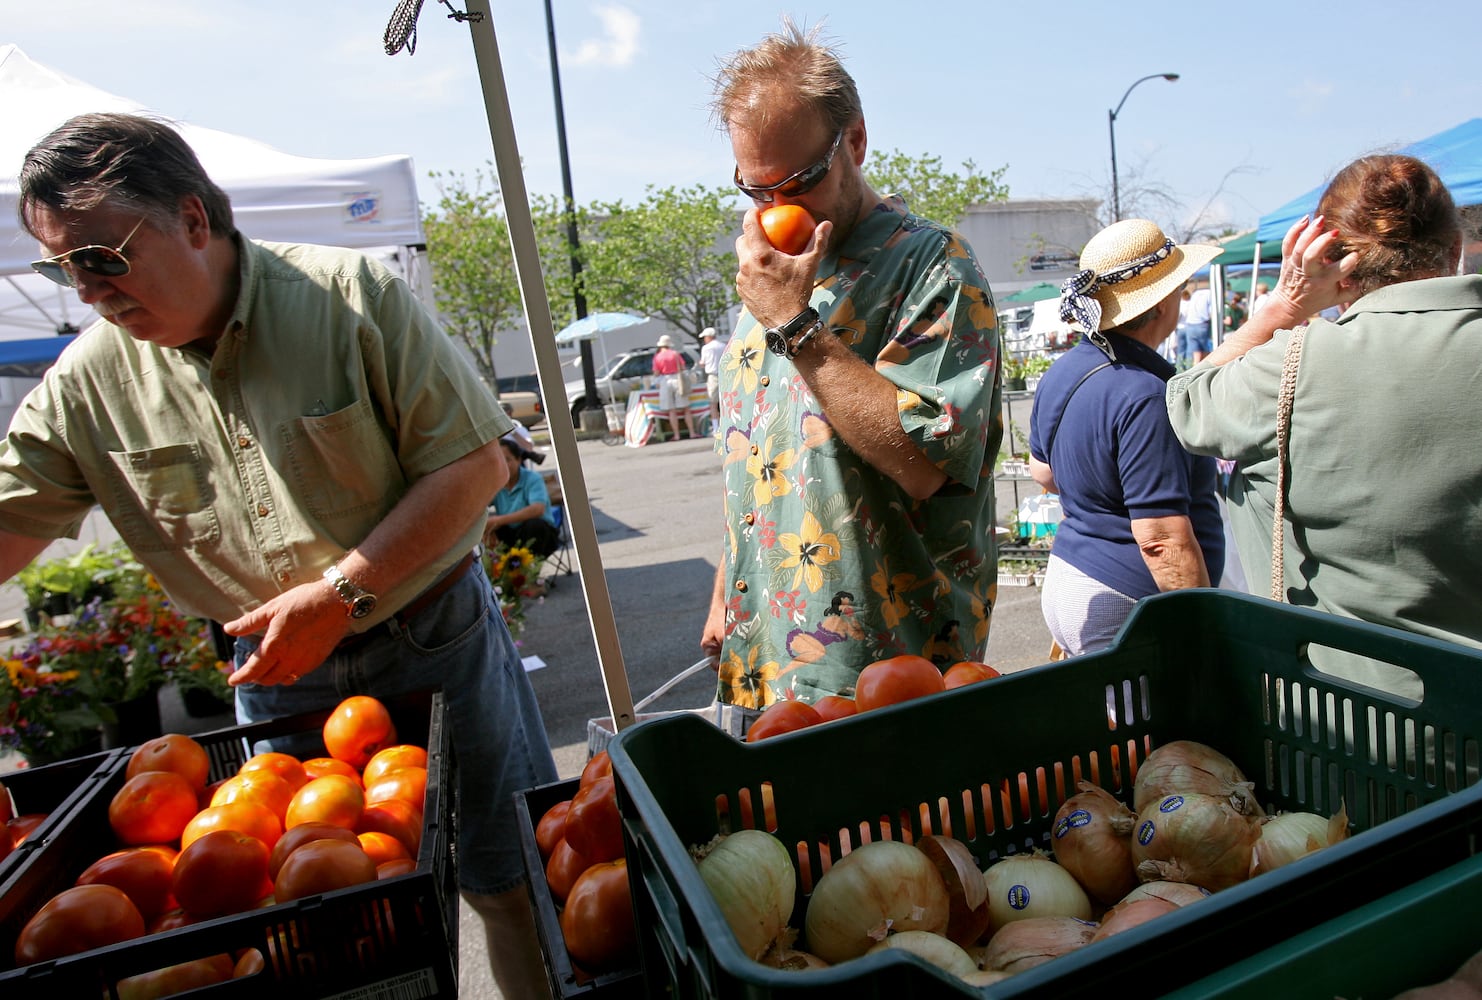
[516,778,644,999]
[0,688,457,999]
[0,750,122,885]
[608,590,1482,997]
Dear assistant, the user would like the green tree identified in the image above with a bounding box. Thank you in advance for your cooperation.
[580,183,742,349]
[864,149,1010,228]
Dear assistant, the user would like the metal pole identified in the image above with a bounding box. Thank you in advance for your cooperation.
[543,0,601,417]
[1108,73,1179,224]
[463,0,636,732]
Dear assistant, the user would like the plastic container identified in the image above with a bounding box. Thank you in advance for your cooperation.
[607,590,1482,998]
[0,750,122,884]
[1166,850,1482,998]
[0,688,457,999]
[516,778,644,998]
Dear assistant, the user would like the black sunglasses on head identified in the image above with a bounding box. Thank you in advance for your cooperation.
[734,130,844,204]
[30,217,145,288]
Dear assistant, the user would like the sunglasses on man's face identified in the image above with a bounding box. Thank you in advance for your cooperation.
[30,217,146,288]
[733,130,844,204]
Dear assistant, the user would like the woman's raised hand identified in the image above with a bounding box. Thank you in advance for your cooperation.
[1273,214,1360,318]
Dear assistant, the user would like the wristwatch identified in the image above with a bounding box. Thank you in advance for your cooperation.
[323,563,378,619]
[764,307,827,359]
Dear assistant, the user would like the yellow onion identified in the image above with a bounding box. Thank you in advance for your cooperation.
[803,840,949,964]
[1118,880,1212,908]
[1090,897,1178,942]
[1050,781,1138,905]
[866,930,977,979]
[1133,740,1263,817]
[1131,792,1262,891]
[696,829,797,960]
[983,851,1092,931]
[1250,802,1350,876]
[917,835,990,946]
[979,916,1096,974]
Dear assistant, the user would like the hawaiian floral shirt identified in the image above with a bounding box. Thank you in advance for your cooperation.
[715,196,1003,708]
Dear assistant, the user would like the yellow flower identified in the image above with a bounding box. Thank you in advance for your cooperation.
[778,511,841,593]
[746,435,797,507]
[870,557,918,629]
[718,646,779,711]
[730,327,766,396]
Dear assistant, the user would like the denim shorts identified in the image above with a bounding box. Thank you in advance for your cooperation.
[233,557,558,895]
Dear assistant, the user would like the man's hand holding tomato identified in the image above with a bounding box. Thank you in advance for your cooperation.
[735,205,831,330]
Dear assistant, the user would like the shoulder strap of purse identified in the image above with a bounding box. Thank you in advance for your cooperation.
[1043,361,1112,460]
[1270,327,1307,602]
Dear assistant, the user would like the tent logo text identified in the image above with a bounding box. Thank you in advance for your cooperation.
[344,192,382,224]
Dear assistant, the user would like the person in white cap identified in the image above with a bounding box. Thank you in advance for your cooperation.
[1028,218,1224,656]
[698,326,725,427]
[651,333,696,441]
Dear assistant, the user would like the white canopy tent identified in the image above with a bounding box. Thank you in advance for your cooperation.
[0,44,428,349]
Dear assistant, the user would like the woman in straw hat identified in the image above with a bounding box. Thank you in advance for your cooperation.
[1169,155,1481,697]
[652,333,698,441]
[1026,219,1224,656]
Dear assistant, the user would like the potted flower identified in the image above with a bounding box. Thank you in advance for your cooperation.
[482,544,546,640]
[15,542,143,627]
[0,652,109,764]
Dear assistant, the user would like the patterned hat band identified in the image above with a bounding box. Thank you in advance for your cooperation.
[1059,238,1176,337]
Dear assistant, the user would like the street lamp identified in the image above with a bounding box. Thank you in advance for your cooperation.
[1108,73,1179,223]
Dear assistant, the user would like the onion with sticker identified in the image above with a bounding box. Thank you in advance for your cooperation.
[1050,781,1138,905]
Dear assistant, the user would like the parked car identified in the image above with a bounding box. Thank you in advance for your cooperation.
[562,345,698,424]
[495,373,545,428]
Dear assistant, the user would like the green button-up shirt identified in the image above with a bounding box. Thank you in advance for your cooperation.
[0,239,511,628]
[715,197,1003,707]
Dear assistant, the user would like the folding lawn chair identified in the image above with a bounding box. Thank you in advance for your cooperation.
[544,505,574,587]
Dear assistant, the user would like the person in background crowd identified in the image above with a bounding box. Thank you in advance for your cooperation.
[651,333,697,441]
[1,113,557,998]
[1029,219,1224,656]
[1177,282,1214,364]
[1250,280,1272,314]
[698,325,726,427]
[486,434,560,558]
[1168,154,1482,697]
[701,18,1002,731]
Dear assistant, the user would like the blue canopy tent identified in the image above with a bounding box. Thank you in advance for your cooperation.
[0,335,75,378]
[1255,118,1482,243]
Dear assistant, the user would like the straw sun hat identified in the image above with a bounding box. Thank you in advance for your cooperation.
[656,334,675,347]
[1059,219,1221,334]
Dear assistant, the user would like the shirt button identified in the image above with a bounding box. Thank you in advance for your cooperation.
[743,512,755,525]
[277,571,290,582]
[257,503,269,517]
[237,435,252,448]
[750,444,760,456]
[759,375,770,387]
[734,580,748,593]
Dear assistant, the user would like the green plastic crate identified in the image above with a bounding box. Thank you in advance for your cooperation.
[1166,850,1482,998]
[607,590,1482,998]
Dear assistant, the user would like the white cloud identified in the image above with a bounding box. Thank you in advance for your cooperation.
[1288,79,1335,116]
[566,5,641,69]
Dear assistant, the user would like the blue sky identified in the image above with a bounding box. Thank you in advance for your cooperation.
[9,1,1482,238]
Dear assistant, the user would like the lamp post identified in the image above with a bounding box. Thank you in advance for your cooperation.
[1108,73,1179,223]
[544,0,601,421]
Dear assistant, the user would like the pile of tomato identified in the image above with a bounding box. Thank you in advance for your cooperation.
[4,694,426,996]
[533,750,639,979]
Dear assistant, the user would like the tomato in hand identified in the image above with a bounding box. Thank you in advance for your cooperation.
[759,204,816,255]
[560,859,637,972]
[943,660,1000,689]
[745,700,823,741]
[854,654,946,712]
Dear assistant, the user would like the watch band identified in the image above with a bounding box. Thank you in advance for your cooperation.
[323,563,378,619]
[765,307,823,359]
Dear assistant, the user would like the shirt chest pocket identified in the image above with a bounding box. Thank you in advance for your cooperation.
[106,444,221,552]
[283,399,405,519]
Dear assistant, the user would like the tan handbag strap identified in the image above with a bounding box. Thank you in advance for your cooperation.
[1270,327,1307,602]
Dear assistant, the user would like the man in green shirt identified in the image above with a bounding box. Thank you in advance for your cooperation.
[3,113,557,997]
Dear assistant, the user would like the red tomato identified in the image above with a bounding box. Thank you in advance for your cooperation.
[361,745,427,787]
[267,821,360,879]
[7,813,46,849]
[284,774,365,831]
[564,776,623,864]
[364,767,427,814]
[545,838,589,904]
[76,847,177,919]
[126,733,211,791]
[322,696,397,770]
[116,954,234,999]
[357,798,423,856]
[15,884,145,965]
[747,699,824,741]
[182,800,283,852]
[274,839,377,903]
[377,857,418,880]
[109,770,199,845]
[813,695,858,722]
[580,751,612,789]
[536,800,572,862]
[560,859,637,972]
[759,204,816,255]
[172,830,271,918]
[854,655,946,712]
[943,660,1000,689]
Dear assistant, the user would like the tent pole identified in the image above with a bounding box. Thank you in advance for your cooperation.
[462,1,637,733]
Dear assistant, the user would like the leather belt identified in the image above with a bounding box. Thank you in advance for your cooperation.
[335,550,476,651]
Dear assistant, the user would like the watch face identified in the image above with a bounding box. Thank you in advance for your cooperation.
[348,594,378,619]
[765,328,790,358]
